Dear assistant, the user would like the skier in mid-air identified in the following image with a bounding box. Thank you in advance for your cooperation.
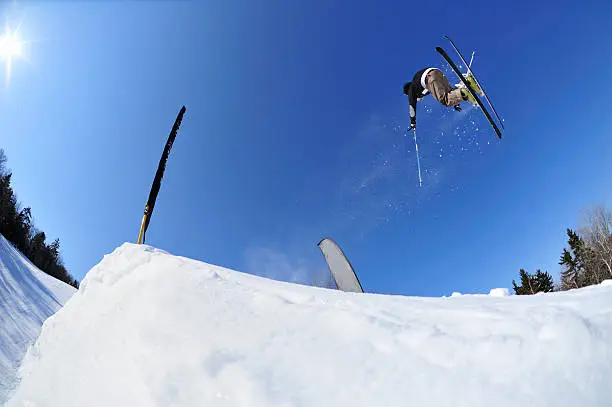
[403,67,482,130]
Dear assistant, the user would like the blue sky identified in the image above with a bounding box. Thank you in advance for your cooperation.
[1,1,611,296]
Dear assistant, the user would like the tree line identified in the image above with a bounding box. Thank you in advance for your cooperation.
[512,205,612,295]
[0,149,78,288]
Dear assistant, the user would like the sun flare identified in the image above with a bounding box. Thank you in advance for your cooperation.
[0,25,25,85]
[0,29,23,59]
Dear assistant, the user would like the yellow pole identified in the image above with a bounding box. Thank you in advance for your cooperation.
[137,205,149,244]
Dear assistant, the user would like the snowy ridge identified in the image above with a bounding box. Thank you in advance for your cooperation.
[0,234,75,404]
[7,243,612,407]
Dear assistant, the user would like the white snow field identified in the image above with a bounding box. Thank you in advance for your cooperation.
[7,243,612,407]
[0,234,76,404]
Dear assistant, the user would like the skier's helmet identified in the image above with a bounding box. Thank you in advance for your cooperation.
[403,82,411,95]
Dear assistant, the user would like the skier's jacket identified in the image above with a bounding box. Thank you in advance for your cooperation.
[407,67,436,126]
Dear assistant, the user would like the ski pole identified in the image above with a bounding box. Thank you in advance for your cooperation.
[412,128,423,187]
[468,51,475,71]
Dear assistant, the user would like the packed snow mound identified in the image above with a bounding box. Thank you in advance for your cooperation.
[489,287,509,297]
[0,234,76,404]
[8,244,612,407]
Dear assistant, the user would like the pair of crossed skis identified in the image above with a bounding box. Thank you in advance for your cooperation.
[438,35,504,139]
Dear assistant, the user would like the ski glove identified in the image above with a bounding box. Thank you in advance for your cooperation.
[453,105,462,112]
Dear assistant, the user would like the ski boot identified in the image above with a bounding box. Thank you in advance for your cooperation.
[463,72,484,96]
[460,88,477,107]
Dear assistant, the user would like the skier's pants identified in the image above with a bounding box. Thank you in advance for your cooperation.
[426,69,464,107]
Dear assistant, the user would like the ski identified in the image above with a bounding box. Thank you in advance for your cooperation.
[443,35,504,130]
[436,46,502,139]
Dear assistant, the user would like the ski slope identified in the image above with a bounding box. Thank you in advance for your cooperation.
[0,234,76,404]
[7,243,612,407]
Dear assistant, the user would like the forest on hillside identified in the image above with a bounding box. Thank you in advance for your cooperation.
[0,149,78,288]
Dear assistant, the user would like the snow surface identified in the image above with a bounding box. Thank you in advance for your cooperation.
[7,243,612,407]
[0,234,76,404]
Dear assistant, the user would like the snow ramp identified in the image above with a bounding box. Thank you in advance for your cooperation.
[0,234,75,404]
[7,243,612,407]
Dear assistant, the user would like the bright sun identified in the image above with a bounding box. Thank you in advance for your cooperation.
[0,25,25,85]
[0,29,23,59]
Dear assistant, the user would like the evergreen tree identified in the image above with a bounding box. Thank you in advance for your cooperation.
[14,207,32,253]
[513,269,554,295]
[534,270,554,293]
[29,231,48,270]
[560,228,588,290]
[0,173,18,238]
[513,269,535,295]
